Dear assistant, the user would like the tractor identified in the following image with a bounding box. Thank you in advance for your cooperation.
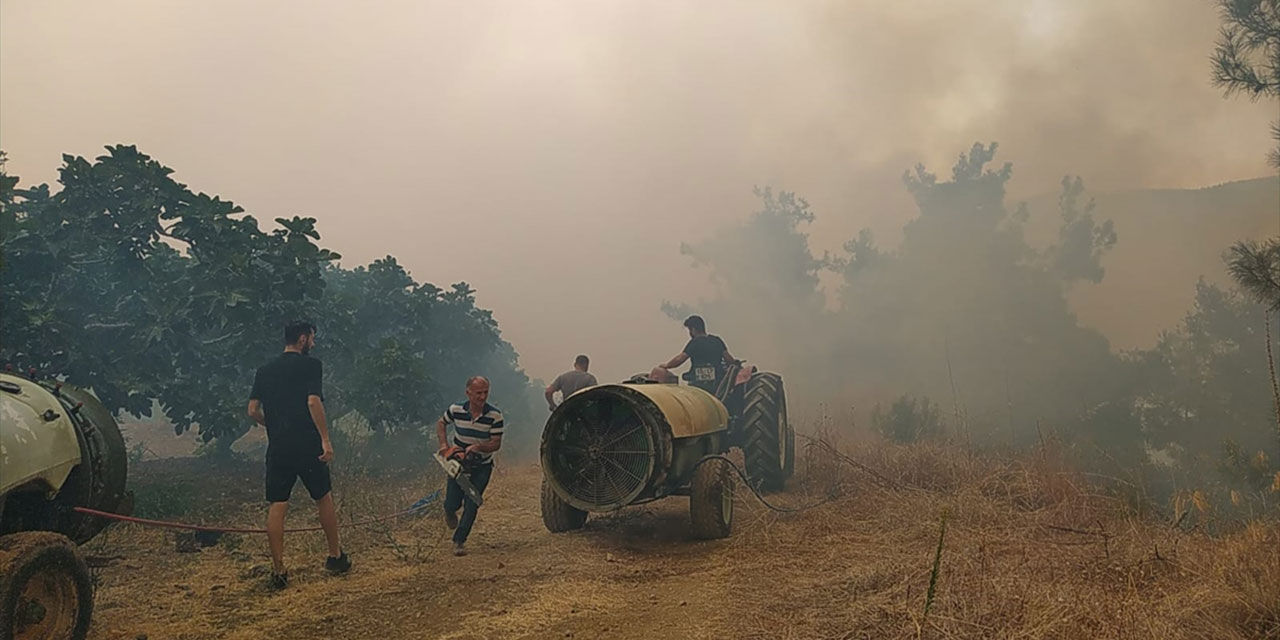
[539,359,793,539]
[0,370,131,640]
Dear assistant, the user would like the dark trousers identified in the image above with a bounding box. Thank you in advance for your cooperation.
[444,463,493,545]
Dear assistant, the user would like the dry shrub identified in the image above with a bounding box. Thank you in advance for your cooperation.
[1172,522,1280,638]
[730,428,1280,639]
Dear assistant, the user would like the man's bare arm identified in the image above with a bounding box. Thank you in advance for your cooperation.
[544,383,558,411]
[661,352,689,370]
[247,399,266,427]
[308,395,334,462]
[436,417,450,452]
[467,435,502,454]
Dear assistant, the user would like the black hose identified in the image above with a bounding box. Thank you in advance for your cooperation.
[692,454,842,514]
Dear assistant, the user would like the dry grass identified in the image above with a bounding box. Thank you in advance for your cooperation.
[725,430,1280,639]
[81,431,1280,639]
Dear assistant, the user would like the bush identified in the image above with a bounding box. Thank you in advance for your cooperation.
[873,394,942,443]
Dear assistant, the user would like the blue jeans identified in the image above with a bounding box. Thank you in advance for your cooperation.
[444,463,493,545]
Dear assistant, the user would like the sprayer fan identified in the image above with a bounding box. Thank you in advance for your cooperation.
[545,393,655,509]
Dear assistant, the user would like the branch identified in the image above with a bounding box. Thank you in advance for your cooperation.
[85,322,133,330]
[200,330,243,346]
[1227,240,1280,308]
[1210,7,1280,99]
[1041,523,1109,538]
[156,226,192,250]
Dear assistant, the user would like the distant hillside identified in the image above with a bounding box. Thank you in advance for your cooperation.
[1024,176,1279,351]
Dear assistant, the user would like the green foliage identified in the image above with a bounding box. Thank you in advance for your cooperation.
[0,145,335,438]
[1218,439,1274,493]
[1051,176,1116,285]
[668,186,835,387]
[1209,2,1280,500]
[1227,239,1280,309]
[678,186,830,319]
[873,394,941,443]
[315,258,499,433]
[126,440,149,466]
[1210,0,1280,167]
[0,146,541,451]
[834,143,1120,440]
[670,142,1198,474]
[317,259,543,453]
[838,229,888,281]
[1131,281,1276,482]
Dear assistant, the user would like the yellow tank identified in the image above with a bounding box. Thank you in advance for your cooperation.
[603,383,728,438]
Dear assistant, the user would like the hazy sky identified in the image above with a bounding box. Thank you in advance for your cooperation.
[2,0,1275,387]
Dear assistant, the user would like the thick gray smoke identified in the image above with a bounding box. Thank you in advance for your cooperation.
[1,0,1274,391]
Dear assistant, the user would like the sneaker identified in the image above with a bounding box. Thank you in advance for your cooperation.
[452,542,467,556]
[324,551,351,574]
[270,571,289,590]
[444,509,458,530]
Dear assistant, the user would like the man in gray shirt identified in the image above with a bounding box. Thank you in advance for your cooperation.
[545,355,598,411]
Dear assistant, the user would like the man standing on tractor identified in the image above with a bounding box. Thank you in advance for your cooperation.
[435,376,505,556]
[545,354,598,411]
[653,315,735,392]
[247,320,351,590]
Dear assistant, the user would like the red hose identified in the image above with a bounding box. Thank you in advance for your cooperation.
[71,496,437,534]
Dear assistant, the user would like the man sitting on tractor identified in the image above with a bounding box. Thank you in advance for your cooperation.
[652,315,735,393]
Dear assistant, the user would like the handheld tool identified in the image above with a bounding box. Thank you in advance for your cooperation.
[433,446,485,507]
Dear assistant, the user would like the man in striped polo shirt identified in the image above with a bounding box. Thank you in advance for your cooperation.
[435,375,504,556]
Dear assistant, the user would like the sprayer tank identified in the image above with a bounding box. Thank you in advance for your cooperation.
[541,383,728,512]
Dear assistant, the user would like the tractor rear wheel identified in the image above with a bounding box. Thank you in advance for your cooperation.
[689,458,734,540]
[540,477,587,533]
[741,372,792,492]
[781,390,796,478]
[0,531,94,640]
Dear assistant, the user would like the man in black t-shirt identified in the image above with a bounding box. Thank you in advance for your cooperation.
[653,315,735,391]
[247,320,350,589]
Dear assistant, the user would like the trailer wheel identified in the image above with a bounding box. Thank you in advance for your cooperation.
[0,531,93,640]
[690,458,734,540]
[540,477,587,533]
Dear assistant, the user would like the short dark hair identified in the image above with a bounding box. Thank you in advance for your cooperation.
[284,320,316,345]
[574,354,589,367]
[683,315,705,333]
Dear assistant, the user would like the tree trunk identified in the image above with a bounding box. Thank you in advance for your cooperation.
[1267,309,1280,453]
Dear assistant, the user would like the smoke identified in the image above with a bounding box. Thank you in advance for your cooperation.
[1,0,1274,392]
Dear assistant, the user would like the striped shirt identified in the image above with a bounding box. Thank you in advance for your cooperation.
[442,401,505,464]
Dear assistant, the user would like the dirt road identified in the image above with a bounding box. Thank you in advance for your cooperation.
[84,462,842,640]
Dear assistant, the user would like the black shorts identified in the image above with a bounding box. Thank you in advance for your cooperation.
[265,456,332,503]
